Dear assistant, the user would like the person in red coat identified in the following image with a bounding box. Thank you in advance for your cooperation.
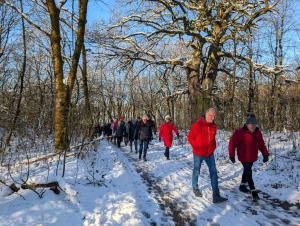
[159,115,179,160]
[188,108,227,203]
[229,113,269,201]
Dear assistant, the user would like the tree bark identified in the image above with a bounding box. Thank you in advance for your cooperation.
[46,0,88,151]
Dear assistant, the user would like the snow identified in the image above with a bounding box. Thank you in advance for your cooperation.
[0,131,299,226]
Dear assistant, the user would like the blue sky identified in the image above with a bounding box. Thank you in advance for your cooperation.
[86,0,116,25]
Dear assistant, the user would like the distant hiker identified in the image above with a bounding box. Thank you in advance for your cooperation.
[111,118,118,145]
[147,114,156,141]
[116,116,126,148]
[94,124,102,137]
[133,117,142,154]
[103,122,113,141]
[229,113,269,201]
[159,115,179,160]
[188,108,227,203]
[138,115,153,161]
[126,120,135,152]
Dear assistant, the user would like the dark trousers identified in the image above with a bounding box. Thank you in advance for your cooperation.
[128,139,134,152]
[241,162,255,190]
[164,147,170,158]
[117,137,122,147]
[134,139,139,153]
[139,140,149,159]
[113,136,117,144]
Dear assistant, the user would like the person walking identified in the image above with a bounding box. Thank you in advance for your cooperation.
[187,108,227,203]
[126,120,135,152]
[111,118,118,145]
[228,113,269,201]
[138,115,152,161]
[133,117,141,154]
[159,115,179,160]
[116,116,126,148]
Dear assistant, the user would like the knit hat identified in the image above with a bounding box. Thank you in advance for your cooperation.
[165,115,171,120]
[246,113,257,125]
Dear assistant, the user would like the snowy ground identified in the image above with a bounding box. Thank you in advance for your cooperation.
[0,131,299,226]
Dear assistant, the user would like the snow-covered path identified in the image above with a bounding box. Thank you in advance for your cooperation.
[0,136,299,226]
[119,139,300,226]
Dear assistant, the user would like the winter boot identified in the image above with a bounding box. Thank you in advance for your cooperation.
[193,188,202,197]
[212,192,228,203]
[251,190,260,201]
[239,184,250,193]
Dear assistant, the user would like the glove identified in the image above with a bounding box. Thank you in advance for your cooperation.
[229,157,235,163]
[159,138,161,142]
[263,155,269,163]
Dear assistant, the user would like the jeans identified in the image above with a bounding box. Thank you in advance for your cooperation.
[139,140,149,159]
[165,147,170,158]
[117,137,122,147]
[128,139,134,152]
[192,153,219,193]
[134,139,139,153]
[241,162,255,190]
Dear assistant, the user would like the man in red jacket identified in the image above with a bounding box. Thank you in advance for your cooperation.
[229,113,269,201]
[159,115,179,160]
[188,108,227,203]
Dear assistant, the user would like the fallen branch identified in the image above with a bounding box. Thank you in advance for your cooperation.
[21,181,61,195]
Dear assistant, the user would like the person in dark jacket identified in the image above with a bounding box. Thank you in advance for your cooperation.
[229,113,269,201]
[188,108,227,203]
[94,124,102,137]
[147,114,156,141]
[111,118,118,144]
[133,117,141,154]
[116,116,126,148]
[103,122,113,141]
[138,115,152,161]
[126,120,135,152]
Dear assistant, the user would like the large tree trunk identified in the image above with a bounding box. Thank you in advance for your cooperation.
[46,0,88,152]
[46,0,69,151]
[186,49,203,124]
[187,48,219,124]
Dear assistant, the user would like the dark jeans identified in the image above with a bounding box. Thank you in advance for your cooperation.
[192,153,219,193]
[165,147,170,158]
[128,139,134,152]
[134,139,139,153]
[241,162,255,190]
[139,140,149,159]
[117,137,122,147]
[113,135,117,144]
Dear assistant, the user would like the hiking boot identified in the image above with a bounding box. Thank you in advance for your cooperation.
[251,190,260,201]
[239,184,250,193]
[213,192,228,203]
[193,188,202,197]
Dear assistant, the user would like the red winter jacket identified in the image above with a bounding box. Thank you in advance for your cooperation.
[187,118,217,157]
[159,122,179,148]
[228,126,269,163]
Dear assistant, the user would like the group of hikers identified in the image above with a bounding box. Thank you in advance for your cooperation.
[95,107,269,203]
